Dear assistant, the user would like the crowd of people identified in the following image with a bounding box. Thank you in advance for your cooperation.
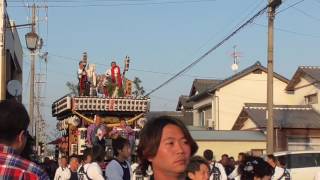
[0,99,294,180]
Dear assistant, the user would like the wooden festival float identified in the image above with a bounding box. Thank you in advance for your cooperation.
[51,52,150,157]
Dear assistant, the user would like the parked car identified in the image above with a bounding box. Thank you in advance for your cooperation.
[274,151,320,180]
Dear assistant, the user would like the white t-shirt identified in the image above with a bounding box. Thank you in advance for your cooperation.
[54,166,71,180]
[271,166,285,180]
[105,159,132,180]
[86,162,105,180]
[209,162,228,180]
[78,163,90,180]
[228,165,240,180]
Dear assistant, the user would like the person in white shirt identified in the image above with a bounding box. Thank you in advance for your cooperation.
[86,145,105,180]
[203,149,227,180]
[105,136,132,180]
[54,156,71,180]
[78,148,93,180]
[267,154,285,180]
[228,152,246,180]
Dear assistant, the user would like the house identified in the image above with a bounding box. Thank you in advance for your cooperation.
[286,66,320,112]
[176,79,222,126]
[233,103,320,151]
[231,66,320,151]
[189,61,292,130]
[0,1,23,101]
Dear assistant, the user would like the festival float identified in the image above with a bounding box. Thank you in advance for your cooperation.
[51,52,150,157]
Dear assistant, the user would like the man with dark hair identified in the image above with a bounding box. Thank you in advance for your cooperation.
[137,116,198,180]
[86,145,105,180]
[54,156,71,180]
[220,154,234,176]
[186,156,210,180]
[105,136,132,180]
[267,154,285,180]
[0,100,49,179]
[69,155,80,180]
[203,149,227,180]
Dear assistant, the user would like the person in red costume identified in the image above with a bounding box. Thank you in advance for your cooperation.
[78,61,89,96]
[105,61,123,97]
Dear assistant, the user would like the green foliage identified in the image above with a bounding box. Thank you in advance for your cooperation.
[66,81,79,96]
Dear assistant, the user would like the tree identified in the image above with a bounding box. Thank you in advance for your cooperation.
[132,77,145,98]
[66,81,79,96]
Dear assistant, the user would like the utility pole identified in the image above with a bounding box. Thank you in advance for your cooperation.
[267,0,281,154]
[29,3,36,148]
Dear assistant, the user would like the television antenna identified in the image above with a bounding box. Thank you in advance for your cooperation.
[230,45,243,73]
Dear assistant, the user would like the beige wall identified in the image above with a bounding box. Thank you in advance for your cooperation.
[290,75,320,112]
[214,72,293,130]
[195,140,266,160]
[241,118,257,130]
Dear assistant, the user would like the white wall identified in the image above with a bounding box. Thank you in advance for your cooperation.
[290,75,320,112]
[213,71,293,130]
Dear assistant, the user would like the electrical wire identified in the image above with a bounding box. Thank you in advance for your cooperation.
[276,0,305,14]
[8,0,217,7]
[253,22,320,38]
[292,7,320,22]
[48,53,220,78]
[144,4,269,97]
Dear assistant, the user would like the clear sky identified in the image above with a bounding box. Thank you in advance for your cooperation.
[6,0,320,137]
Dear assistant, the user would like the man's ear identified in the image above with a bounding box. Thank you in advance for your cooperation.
[187,172,195,179]
[17,130,25,143]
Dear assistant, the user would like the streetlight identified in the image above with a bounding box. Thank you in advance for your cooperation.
[25,30,39,152]
[25,32,39,52]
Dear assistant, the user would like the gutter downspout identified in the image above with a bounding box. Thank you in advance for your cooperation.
[0,0,6,100]
[209,91,219,130]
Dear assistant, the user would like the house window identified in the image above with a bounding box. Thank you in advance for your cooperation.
[198,107,212,128]
[305,93,318,104]
[288,137,320,151]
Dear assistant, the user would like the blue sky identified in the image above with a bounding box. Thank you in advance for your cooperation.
[6,0,320,136]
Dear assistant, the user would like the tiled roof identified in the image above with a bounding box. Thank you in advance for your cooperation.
[286,66,320,91]
[176,95,194,111]
[233,103,320,129]
[189,79,222,96]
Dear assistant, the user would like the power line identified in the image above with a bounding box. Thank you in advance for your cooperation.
[292,7,320,22]
[144,4,269,97]
[276,0,305,14]
[253,22,320,38]
[8,0,217,7]
[48,53,220,78]
[187,0,265,62]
